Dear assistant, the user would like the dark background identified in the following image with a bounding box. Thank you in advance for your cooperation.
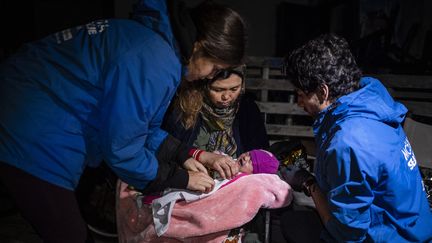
[1,0,432,74]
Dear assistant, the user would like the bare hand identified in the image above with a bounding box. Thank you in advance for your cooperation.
[187,171,215,193]
[183,158,208,174]
[199,151,239,179]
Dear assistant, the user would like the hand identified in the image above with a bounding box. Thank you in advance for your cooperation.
[280,165,315,193]
[183,158,208,175]
[119,181,141,199]
[187,171,215,193]
[199,151,239,179]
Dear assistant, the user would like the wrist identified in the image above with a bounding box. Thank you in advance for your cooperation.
[302,177,317,197]
[188,148,204,161]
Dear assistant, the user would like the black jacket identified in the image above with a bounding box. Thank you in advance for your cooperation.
[142,93,269,194]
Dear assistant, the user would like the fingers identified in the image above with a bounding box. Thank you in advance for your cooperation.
[195,162,209,175]
[213,163,226,179]
[183,158,199,172]
[183,158,209,175]
[213,157,239,179]
[187,171,215,192]
[237,153,247,163]
[190,151,240,179]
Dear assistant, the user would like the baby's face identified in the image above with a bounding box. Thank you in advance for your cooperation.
[237,152,253,174]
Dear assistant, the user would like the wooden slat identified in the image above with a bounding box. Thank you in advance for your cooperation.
[401,101,432,117]
[245,78,295,91]
[373,74,432,89]
[246,56,283,68]
[266,124,314,137]
[256,101,307,115]
[390,90,432,100]
[246,69,283,77]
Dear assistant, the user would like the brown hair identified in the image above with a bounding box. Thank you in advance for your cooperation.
[174,80,205,129]
[190,0,247,66]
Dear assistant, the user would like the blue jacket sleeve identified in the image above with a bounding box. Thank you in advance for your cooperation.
[322,137,376,242]
[99,48,180,189]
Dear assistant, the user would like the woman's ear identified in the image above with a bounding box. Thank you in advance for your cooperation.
[188,41,202,64]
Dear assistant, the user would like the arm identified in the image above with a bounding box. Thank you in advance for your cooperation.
[281,145,375,242]
[141,134,214,194]
[319,146,375,242]
[99,48,180,190]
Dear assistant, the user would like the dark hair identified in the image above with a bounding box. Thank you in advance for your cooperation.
[283,34,362,100]
[174,66,245,129]
[190,1,247,66]
[204,65,245,83]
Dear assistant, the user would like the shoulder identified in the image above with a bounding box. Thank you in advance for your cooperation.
[105,20,180,70]
[238,93,261,114]
[323,118,397,174]
[162,102,193,139]
[240,92,259,105]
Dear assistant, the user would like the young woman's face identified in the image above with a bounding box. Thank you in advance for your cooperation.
[185,56,229,82]
[208,74,242,108]
[237,152,253,174]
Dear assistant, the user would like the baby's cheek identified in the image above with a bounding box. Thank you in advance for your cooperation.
[242,164,253,174]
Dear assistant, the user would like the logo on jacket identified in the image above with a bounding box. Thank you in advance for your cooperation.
[401,138,417,170]
[54,20,110,44]
[85,20,109,35]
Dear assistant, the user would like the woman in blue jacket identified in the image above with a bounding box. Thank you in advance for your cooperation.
[281,34,432,242]
[0,0,246,242]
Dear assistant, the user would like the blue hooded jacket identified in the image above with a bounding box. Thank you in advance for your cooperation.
[314,77,432,242]
[0,0,182,190]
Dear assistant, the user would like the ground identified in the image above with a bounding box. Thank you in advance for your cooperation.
[0,198,117,243]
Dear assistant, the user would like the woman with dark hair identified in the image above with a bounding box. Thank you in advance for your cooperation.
[0,0,246,242]
[159,65,269,242]
[163,66,269,163]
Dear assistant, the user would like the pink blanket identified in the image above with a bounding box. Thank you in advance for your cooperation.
[116,174,293,242]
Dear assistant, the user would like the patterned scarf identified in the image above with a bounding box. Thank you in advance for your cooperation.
[200,96,240,157]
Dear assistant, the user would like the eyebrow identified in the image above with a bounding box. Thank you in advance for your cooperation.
[210,84,242,90]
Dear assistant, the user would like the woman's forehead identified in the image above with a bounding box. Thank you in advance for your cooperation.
[210,75,242,88]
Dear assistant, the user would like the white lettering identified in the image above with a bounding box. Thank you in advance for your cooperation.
[55,33,62,44]
[86,20,109,35]
[401,138,417,170]
[61,29,73,41]
[408,156,417,170]
[87,23,98,35]
[401,146,410,161]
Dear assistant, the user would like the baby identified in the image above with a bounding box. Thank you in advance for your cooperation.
[208,149,280,179]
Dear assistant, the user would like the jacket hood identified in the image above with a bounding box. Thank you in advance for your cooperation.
[314,77,408,135]
[132,0,176,49]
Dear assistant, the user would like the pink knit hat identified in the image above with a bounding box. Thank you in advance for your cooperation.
[249,149,280,174]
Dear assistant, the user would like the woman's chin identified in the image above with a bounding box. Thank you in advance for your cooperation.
[216,102,231,108]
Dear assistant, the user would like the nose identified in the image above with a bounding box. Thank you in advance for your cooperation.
[221,92,230,101]
[297,96,304,108]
